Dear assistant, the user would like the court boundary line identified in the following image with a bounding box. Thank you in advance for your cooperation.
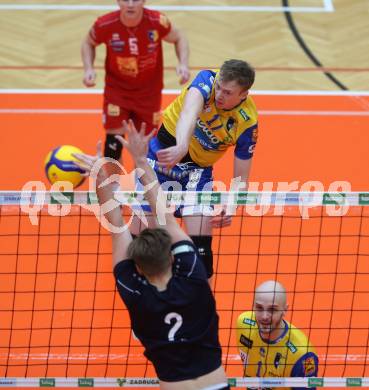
[323,0,334,12]
[3,65,368,72]
[0,2,334,13]
[1,108,369,117]
[282,0,345,91]
[1,89,369,96]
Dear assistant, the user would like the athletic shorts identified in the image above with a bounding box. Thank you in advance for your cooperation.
[136,137,214,216]
[102,90,161,134]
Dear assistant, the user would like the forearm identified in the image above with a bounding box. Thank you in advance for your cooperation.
[135,157,168,219]
[174,31,189,68]
[81,38,96,71]
[175,111,197,151]
[233,157,252,190]
[95,165,124,229]
[233,166,248,187]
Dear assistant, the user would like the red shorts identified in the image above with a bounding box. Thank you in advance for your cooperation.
[102,89,162,134]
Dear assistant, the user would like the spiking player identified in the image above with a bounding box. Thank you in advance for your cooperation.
[73,121,230,390]
[132,59,258,280]
[81,0,190,162]
[236,280,319,390]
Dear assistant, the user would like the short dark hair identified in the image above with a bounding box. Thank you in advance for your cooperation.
[219,59,255,90]
[127,228,172,277]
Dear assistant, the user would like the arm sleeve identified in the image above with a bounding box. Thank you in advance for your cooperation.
[157,12,172,37]
[188,70,216,103]
[171,240,208,280]
[113,260,142,302]
[89,19,104,44]
[234,123,258,160]
[291,352,319,390]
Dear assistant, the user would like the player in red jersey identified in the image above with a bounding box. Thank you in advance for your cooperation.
[81,0,190,161]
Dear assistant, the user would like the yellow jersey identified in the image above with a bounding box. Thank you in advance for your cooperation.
[162,70,258,167]
[236,311,318,390]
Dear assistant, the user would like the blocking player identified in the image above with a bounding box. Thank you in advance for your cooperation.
[81,0,190,161]
[73,121,230,390]
[236,280,319,390]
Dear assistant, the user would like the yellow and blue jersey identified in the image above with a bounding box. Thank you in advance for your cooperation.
[162,70,258,167]
[236,311,318,390]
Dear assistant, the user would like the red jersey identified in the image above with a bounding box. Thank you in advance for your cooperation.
[90,8,171,101]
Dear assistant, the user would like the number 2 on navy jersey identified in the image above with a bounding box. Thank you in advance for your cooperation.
[164,312,183,341]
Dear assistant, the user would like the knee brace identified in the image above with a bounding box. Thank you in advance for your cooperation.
[104,133,123,160]
[190,235,213,278]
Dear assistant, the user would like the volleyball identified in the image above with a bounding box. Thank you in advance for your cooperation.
[44,145,86,188]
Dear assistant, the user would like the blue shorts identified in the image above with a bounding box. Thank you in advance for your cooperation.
[137,137,214,216]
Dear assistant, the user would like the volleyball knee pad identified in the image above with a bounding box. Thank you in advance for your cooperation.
[190,235,213,278]
[104,134,123,160]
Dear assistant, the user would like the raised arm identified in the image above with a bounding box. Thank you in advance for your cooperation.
[73,143,132,267]
[117,121,190,244]
[156,87,204,167]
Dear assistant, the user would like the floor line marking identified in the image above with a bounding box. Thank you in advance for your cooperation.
[3,65,367,71]
[1,89,369,96]
[0,4,331,13]
[1,108,368,116]
[323,0,335,12]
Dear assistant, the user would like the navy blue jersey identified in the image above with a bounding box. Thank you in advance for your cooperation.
[113,240,222,382]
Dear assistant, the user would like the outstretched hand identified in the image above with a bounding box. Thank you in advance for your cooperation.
[115,120,155,163]
[72,140,102,175]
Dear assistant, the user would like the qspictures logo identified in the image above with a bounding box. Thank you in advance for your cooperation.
[17,157,358,231]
